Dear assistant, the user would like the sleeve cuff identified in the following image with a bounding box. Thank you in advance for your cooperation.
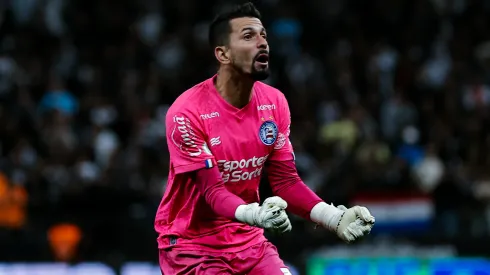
[268,151,295,162]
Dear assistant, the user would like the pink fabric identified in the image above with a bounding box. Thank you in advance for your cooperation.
[267,160,323,220]
[155,75,294,252]
[196,166,246,220]
[159,241,289,275]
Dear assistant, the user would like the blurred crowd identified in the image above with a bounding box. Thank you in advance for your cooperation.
[1,0,490,269]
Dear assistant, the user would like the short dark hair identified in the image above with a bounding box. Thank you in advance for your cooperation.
[208,2,262,48]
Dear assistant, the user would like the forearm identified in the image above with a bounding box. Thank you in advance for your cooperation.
[267,160,324,220]
[196,167,246,220]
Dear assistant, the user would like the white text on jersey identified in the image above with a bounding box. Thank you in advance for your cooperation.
[200,112,220,120]
[172,115,202,156]
[217,155,269,183]
[257,104,276,111]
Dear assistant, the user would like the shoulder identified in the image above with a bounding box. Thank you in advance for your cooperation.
[167,78,213,119]
[254,81,288,105]
[254,82,290,116]
[254,81,284,98]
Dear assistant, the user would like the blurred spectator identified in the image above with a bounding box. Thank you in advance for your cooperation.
[396,126,424,168]
[412,143,444,194]
[47,223,82,262]
[0,172,27,229]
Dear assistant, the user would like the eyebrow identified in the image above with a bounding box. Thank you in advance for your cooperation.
[241,27,266,33]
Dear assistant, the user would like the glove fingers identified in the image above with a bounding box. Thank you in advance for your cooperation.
[263,206,282,220]
[347,224,364,238]
[274,212,292,233]
[273,213,289,227]
[341,230,356,243]
[337,205,348,211]
[265,210,292,234]
[362,225,372,235]
[276,219,290,231]
[264,196,288,210]
[342,221,371,243]
[337,207,375,243]
[281,223,292,233]
[354,219,372,233]
[272,211,287,221]
[357,221,373,234]
[274,200,288,210]
[353,206,375,223]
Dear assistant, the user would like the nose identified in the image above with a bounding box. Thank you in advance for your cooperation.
[257,35,268,49]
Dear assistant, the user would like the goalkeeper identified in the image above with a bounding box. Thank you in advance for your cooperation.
[155,2,375,274]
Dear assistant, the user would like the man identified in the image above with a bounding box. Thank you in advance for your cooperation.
[155,2,375,274]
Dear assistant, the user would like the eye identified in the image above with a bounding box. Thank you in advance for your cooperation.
[261,34,267,39]
[243,33,252,40]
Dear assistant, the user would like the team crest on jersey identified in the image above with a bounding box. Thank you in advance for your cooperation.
[259,120,278,146]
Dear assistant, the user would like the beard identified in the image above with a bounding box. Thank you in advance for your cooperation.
[250,61,270,81]
[231,54,270,81]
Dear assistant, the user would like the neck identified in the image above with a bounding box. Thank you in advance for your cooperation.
[215,66,254,109]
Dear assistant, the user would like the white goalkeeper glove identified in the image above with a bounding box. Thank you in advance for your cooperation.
[262,196,293,234]
[310,202,375,243]
[235,196,292,234]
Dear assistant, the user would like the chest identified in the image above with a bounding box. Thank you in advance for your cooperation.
[200,107,279,161]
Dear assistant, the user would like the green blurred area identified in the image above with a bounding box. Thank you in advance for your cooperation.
[307,257,490,275]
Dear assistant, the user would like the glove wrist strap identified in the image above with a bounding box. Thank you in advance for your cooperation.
[235,203,259,226]
[335,212,346,233]
[310,202,344,231]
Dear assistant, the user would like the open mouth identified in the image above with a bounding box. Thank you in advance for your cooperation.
[255,53,269,65]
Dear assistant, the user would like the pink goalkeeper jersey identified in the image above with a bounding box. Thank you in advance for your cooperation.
[155,75,294,252]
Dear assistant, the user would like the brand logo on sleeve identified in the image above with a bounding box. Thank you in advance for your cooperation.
[171,115,202,156]
[259,121,278,146]
[274,133,287,149]
[200,112,220,120]
[274,124,291,150]
[210,137,221,146]
[257,104,276,111]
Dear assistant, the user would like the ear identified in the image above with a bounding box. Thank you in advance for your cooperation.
[214,46,231,65]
